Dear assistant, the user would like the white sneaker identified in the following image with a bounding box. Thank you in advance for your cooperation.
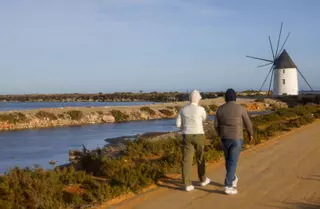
[232,175,238,188]
[185,185,195,192]
[224,187,238,195]
[200,177,211,187]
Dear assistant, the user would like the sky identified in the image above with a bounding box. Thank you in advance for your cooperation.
[0,0,319,94]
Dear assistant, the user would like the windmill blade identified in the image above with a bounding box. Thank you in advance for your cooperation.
[259,65,274,91]
[258,62,273,68]
[278,32,291,56]
[268,68,275,96]
[246,55,274,63]
[268,36,275,59]
[275,22,283,57]
[296,67,314,91]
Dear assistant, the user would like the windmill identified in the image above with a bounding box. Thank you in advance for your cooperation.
[247,23,313,96]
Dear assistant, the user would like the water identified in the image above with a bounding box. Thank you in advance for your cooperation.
[1,117,217,173]
[0,111,267,174]
[0,102,156,112]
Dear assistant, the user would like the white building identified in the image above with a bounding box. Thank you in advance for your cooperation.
[273,50,299,96]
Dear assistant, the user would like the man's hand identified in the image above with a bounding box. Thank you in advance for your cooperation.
[249,136,254,144]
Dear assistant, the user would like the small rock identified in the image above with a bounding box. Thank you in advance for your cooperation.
[102,115,115,123]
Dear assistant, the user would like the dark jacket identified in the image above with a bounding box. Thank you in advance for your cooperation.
[214,101,253,140]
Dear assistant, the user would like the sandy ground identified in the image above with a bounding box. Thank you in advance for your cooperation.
[105,120,320,209]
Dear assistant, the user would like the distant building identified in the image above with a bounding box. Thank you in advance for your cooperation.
[273,50,299,96]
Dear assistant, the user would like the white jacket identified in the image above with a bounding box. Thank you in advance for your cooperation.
[176,90,207,134]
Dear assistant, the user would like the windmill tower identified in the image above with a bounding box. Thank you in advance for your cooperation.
[247,23,313,96]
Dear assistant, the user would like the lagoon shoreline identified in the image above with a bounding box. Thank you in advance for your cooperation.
[0,97,285,131]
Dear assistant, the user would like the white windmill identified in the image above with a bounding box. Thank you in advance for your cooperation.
[247,23,313,96]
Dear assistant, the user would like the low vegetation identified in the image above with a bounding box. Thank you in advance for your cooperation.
[35,111,58,120]
[140,107,156,116]
[203,105,211,114]
[0,112,28,124]
[66,110,83,121]
[110,110,129,122]
[159,109,174,116]
[1,105,319,208]
[174,106,182,112]
[208,104,218,112]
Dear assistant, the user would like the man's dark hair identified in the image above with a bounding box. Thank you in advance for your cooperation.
[225,88,237,102]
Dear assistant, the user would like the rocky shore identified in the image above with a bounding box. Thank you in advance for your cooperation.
[0,97,287,131]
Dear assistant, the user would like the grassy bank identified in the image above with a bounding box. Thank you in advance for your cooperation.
[1,105,319,209]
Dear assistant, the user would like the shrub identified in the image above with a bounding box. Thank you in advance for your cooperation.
[204,148,223,163]
[159,109,174,116]
[287,118,302,128]
[203,105,211,114]
[276,108,297,118]
[0,112,28,124]
[0,167,110,209]
[314,110,320,119]
[302,114,315,124]
[66,110,83,120]
[292,105,311,116]
[35,111,58,120]
[166,106,175,110]
[140,107,156,116]
[110,110,129,122]
[208,104,218,112]
[174,106,182,112]
[263,114,281,122]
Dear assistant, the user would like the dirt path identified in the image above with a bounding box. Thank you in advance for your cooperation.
[107,120,320,209]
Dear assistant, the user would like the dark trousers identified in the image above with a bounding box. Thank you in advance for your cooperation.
[182,134,206,186]
[222,139,243,187]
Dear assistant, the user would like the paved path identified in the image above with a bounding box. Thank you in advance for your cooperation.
[110,120,320,209]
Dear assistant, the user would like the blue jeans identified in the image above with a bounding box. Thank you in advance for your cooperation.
[222,139,243,187]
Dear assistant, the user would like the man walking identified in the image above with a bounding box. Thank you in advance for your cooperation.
[176,89,210,191]
[214,89,253,195]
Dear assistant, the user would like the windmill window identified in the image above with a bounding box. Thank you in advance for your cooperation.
[282,79,285,85]
[283,69,285,74]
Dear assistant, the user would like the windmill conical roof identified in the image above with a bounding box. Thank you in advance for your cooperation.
[274,49,297,69]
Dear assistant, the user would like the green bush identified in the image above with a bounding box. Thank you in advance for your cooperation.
[0,112,28,124]
[140,107,156,116]
[159,109,174,116]
[66,110,83,120]
[302,114,315,124]
[35,111,58,120]
[291,105,317,116]
[110,110,129,122]
[0,167,111,209]
[276,108,297,118]
[263,114,281,122]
